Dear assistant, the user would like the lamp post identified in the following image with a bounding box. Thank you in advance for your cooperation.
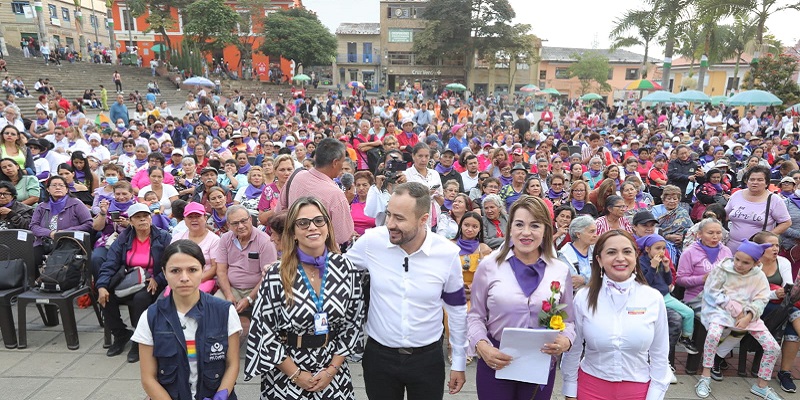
[34,0,48,46]
[90,0,98,44]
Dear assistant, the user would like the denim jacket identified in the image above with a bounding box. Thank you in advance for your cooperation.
[147,292,237,400]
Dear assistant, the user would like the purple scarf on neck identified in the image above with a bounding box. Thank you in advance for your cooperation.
[211,208,227,229]
[238,163,252,175]
[456,238,479,256]
[297,248,328,274]
[134,158,147,168]
[499,175,512,186]
[697,240,721,264]
[788,194,800,212]
[49,195,68,216]
[589,168,602,178]
[434,163,453,175]
[508,256,547,297]
[571,199,585,211]
[547,188,564,200]
[443,198,453,210]
[635,189,645,203]
[108,199,135,213]
[243,184,265,200]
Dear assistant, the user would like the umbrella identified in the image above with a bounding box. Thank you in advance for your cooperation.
[710,95,729,105]
[95,113,111,126]
[640,90,676,104]
[182,77,215,87]
[625,79,662,90]
[347,81,364,89]
[672,90,711,103]
[542,88,561,95]
[727,90,783,106]
[786,103,800,113]
[293,74,311,82]
[580,93,603,101]
[446,83,467,91]
[519,84,540,92]
[151,43,168,53]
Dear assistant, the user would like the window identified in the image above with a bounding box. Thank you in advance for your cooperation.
[539,70,547,80]
[61,7,70,21]
[387,7,411,19]
[121,8,135,31]
[346,42,357,63]
[236,11,252,34]
[363,42,373,63]
[48,4,57,19]
[387,51,414,66]
[11,1,30,15]
[517,63,530,70]
[555,68,569,79]
[608,68,614,80]
[625,68,639,80]
[726,77,740,92]
[90,14,98,28]
[388,29,413,43]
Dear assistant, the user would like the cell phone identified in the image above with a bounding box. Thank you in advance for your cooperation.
[431,184,441,190]
[110,211,120,220]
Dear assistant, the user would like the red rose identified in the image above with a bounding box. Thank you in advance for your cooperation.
[542,300,552,313]
[551,281,561,292]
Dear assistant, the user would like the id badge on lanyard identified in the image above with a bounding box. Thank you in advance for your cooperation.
[298,256,329,335]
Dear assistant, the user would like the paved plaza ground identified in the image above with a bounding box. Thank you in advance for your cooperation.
[1,303,798,399]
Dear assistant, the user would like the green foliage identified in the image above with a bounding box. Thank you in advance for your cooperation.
[183,0,242,54]
[609,7,660,78]
[741,53,800,106]
[259,8,336,66]
[169,40,203,76]
[568,51,612,95]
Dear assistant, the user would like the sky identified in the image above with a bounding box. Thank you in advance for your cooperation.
[303,0,800,58]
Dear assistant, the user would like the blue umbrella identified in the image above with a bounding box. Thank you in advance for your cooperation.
[727,90,783,106]
[640,90,675,104]
[182,77,215,87]
[672,90,711,103]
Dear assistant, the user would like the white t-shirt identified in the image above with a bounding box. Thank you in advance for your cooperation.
[132,304,241,398]
[138,184,180,216]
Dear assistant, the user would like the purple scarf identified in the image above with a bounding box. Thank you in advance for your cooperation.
[508,256,547,297]
[712,183,724,192]
[443,199,453,210]
[211,208,227,229]
[404,131,414,138]
[788,194,800,212]
[243,184,265,200]
[109,199,135,213]
[698,241,721,264]
[238,163,252,175]
[49,195,68,216]
[74,169,85,182]
[134,158,147,169]
[456,238,479,256]
[571,199,585,211]
[499,175,512,186]
[434,163,453,175]
[588,169,602,178]
[547,188,564,200]
[297,248,328,274]
[635,189,645,203]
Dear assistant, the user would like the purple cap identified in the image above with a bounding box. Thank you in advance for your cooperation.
[636,234,666,251]
[737,240,773,262]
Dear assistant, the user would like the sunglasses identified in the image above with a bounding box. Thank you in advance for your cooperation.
[295,216,327,229]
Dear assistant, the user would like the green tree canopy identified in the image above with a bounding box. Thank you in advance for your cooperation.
[183,0,242,54]
[741,53,800,105]
[259,8,336,66]
[126,0,194,60]
[609,7,661,79]
[568,51,612,95]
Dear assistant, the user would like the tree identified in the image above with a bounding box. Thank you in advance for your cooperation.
[646,0,695,89]
[414,0,529,86]
[720,15,757,92]
[741,53,800,105]
[674,20,703,84]
[126,0,194,61]
[232,0,272,71]
[692,10,730,91]
[183,0,242,54]
[609,7,661,79]
[259,8,336,66]
[568,51,612,95]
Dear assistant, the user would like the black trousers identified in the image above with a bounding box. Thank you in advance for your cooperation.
[363,338,445,400]
[104,287,159,337]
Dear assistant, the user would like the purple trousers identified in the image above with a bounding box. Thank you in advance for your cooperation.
[476,353,557,400]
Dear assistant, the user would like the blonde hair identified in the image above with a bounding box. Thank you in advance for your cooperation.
[279,197,340,305]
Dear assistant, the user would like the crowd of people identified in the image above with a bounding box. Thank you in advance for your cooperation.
[2,68,800,399]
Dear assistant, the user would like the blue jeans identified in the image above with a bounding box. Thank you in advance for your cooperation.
[664,293,695,337]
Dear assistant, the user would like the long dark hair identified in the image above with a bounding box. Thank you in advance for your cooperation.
[69,151,96,192]
[163,239,206,271]
[587,230,647,314]
[455,211,484,242]
[0,157,22,181]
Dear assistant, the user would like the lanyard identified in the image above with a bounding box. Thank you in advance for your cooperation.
[297,255,328,313]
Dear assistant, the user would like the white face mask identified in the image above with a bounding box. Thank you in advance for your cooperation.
[117,123,125,128]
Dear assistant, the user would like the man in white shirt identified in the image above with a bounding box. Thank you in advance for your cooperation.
[703,108,724,131]
[460,153,480,193]
[739,109,759,135]
[347,182,468,400]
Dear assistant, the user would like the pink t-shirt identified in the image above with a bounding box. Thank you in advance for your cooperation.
[127,236,152,271]
[171,229,220,271]
[351,201,376,235]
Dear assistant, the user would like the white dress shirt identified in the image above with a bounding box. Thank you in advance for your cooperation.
[561,275,670,400]
[346,226,468,372]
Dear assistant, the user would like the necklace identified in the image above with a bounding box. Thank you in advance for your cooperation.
[305,266,318,283]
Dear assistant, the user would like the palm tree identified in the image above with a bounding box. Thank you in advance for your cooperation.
[609,8,661,79]
[694,16,730,91]
[641,0,695,90]
[674,19,703,86]
[720,15,757,93]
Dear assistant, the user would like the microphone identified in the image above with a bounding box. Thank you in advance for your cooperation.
[403,257,409,273]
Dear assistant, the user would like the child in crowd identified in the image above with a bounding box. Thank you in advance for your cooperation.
[142,190,164,214]
[638,234,698,355]
[695,239,783,400]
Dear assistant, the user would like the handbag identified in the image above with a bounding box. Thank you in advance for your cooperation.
[690,202,707,221]
[0,244,25,290]
[111,267,148,298]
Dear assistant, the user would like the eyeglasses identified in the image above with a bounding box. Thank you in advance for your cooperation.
[0,192,12,198]
[229,217,251,227]
[295,216,327,229]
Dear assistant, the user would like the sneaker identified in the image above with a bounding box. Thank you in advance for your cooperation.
[777,371,797,393]
[669,366,678,384]
[711,355,724,381]
[680,336,699,354]
[106,329,133,357]
[695,376,711,398]
[750,384,784,400]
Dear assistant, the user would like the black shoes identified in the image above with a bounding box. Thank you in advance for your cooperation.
[711,355,724,381]
[127,342,139,363]
[106,329,133,357]
[679,336,699,354]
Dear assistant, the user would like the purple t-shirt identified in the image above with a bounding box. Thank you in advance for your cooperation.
[725,191,790,254]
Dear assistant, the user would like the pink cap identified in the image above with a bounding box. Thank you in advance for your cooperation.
[184,202,206,217]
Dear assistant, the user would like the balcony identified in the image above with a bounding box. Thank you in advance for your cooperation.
[336,53,381,65]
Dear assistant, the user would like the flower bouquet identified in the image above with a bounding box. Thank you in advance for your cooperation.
[538,281,567,330]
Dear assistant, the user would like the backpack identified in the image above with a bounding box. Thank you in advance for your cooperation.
[36,236,88,292]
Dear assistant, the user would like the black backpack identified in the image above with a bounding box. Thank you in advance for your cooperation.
[37,236,88,292]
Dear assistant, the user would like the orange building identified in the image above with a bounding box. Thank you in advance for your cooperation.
[110,0,303,81]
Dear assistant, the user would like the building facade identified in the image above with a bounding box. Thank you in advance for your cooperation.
[0,0,111,52]
[662,56,752,96]
[332,23,380,91]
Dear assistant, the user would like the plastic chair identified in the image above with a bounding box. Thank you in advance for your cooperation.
[17,231,93,350]
[0,229,35,349]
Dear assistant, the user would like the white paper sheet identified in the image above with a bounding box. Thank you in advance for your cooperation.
[496,327,559,384]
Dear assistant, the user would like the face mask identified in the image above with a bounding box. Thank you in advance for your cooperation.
[734,149,743,156]
[621,145,628,151]
[117,123,125,128]
[612,146,620,152]
[105,176,118,185]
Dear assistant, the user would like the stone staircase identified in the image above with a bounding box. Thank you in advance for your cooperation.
[1,46,334,119]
